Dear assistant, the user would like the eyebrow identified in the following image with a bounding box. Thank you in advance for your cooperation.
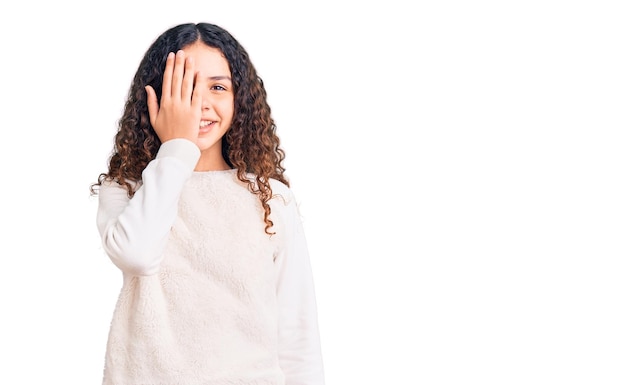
[207,75,232,82]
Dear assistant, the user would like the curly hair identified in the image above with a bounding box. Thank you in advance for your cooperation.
[91,22,289,235]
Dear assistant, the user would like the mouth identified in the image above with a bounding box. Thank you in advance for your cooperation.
[199,120,215,134]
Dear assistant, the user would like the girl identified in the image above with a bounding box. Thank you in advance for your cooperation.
[91,22,325,385]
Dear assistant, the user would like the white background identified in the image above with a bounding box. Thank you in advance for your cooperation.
[0,1,625,384]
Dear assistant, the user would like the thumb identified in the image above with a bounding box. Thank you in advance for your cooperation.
[145,85,159,127]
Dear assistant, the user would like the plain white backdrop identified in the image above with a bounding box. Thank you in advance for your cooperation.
[0,1,625,384]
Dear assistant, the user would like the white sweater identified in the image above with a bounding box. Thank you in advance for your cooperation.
[96,139,325,385]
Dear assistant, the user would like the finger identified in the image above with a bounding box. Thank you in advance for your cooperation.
[161,52,175,101]
[181,56,195,102]
[191,71,206,111]
[171,50,185,99]
[145,86,159,127]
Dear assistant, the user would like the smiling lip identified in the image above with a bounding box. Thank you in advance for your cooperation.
[199,120,215,134]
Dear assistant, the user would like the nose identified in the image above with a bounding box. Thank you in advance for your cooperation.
[201,96,211,110]
[200,89,214,110]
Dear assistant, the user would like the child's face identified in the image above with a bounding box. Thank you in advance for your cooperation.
[183,42,234,154]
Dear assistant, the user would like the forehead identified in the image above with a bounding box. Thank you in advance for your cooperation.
[182,42,230,75]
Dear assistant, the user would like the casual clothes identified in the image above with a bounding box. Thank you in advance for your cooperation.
[96,139,324,385]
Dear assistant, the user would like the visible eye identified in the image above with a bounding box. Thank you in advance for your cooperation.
[211,84,227,91]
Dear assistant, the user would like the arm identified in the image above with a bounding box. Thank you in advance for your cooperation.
[98,50,204,276]
[96,139,200,276]
[274,190,326,385]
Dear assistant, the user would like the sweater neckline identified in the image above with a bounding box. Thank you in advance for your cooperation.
[192,168,237,175]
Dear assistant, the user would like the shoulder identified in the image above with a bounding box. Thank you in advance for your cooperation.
[97,178,140,196]
[269,178,296,207]
[241,172,295,206]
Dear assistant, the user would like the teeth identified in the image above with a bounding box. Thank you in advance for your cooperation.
[200,121,213,127]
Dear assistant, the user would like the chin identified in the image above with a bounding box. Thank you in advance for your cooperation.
[196,137,222,153]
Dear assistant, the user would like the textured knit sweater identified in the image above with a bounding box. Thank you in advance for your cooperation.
[96,139,325,385]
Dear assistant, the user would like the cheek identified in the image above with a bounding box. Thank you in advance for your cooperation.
[217,100,235,121]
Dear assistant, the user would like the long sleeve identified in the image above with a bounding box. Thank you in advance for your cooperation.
[96,139,200,276]
[273,189,325,385]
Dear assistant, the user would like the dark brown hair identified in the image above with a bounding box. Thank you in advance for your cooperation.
[91,22,288,234]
